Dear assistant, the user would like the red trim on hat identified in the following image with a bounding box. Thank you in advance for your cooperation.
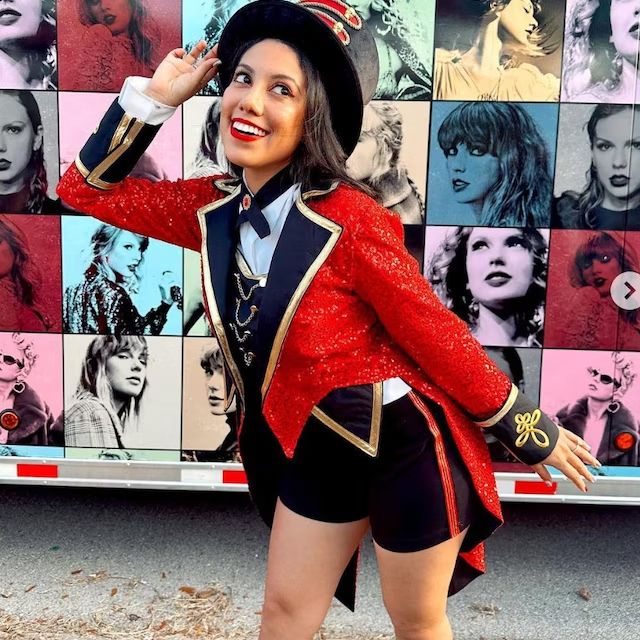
[300,0,363,29]
[306,10,351,45]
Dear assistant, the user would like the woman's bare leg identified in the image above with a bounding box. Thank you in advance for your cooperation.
[258,498,370,640]
[374,527,469,640]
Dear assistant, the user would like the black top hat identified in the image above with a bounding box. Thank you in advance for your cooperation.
[217,0,379,156]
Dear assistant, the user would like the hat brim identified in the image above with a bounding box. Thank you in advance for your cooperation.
[217,0,364,155]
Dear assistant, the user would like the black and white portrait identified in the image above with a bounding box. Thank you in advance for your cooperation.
[553,103,640,231]
[0,0,56,90]
[433,0,563,101]
[0,90,60,213]
[426,101,556,228]
[61,334,182,450]
[346,100,428,224]
[182,337,238,459]
[425,225,549,347]
[562,0,640,103]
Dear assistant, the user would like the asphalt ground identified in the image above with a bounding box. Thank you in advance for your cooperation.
[1,485,638,639]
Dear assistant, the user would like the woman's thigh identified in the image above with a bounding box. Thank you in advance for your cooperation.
[262,499,369,626]
[374,527,469,633]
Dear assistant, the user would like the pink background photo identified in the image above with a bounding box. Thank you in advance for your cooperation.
[58,92,183,181]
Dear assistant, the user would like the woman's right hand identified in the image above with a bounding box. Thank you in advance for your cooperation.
[144,41,221,107]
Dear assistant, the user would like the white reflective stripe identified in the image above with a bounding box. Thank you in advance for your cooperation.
[0,464,17,478]
[181,468,223,485]
[496,480,515,495]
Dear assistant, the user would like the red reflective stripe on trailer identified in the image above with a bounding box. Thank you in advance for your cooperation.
[17,464,58,478]
[223,469,248,484]
[514,480,557,495]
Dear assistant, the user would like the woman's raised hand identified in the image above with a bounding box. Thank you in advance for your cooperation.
[144,41,221,107]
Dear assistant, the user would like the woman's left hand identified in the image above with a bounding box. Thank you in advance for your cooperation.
[531,425,601,493]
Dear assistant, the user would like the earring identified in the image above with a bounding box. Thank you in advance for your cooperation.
[612,52,623,75]
[608,400,620,414]
[13,381,25,394]
[469,297,479,317]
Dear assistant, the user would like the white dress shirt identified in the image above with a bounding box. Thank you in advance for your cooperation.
[118,77,410,404]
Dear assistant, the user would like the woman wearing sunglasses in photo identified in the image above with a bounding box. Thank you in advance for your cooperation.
[554,353,639,467]
[0,331,53,446]
[56,1,599,637]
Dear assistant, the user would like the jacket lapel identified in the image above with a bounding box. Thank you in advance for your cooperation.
[196,182,245,407]
[258,188,342,402]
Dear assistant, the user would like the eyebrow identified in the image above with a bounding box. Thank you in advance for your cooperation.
[236,63,303,93]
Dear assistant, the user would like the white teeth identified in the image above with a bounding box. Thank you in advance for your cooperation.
[233,121,267,136]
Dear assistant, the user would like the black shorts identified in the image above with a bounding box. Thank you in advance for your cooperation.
[278,391,480,553]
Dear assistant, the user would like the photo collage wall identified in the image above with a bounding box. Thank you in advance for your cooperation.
[1,0,640,474]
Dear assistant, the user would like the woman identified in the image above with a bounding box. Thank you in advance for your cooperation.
[434,0,560,101]
[432,101,552,227]
[0,332,53,446]
[0,216,51,331]
[346,101,424,224]
[0,90,60,213]
[57,1,597,637]
[59,0,160,92]
[63,335,147,448]
[547,231,640,351]
[0,0,57,90]
[555,353,639,467]
[63,223,179,335]
[428,226,547,348]
[553,104,640,230]
[563,0,640,103]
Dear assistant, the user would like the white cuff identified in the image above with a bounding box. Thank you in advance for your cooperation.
[118,76,177,126]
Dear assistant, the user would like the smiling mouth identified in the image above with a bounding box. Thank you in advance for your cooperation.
[231,119,268,141]
[104,14,116,25]
[451,179,469,192]
[592,277,606,288]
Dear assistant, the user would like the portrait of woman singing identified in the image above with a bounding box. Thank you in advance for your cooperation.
[427,226,548,347]
[427,101,554,228]
[553,104,640,231]
[63,222,181,335]
[0,0,57,90]
[434,0,562,101]
[562,0,640,103]
[0,90,61,214]
[0,331,54,446]
[63,335,147,448]
[56,1,598,636]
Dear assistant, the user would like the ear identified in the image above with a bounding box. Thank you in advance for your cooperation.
[32,124,43,152]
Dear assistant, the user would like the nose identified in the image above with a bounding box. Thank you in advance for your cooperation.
[448,150,466,172]
[0,133,6,152]
[612,147,629,169]
[487,245,506,265]
[239,85,264,116]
